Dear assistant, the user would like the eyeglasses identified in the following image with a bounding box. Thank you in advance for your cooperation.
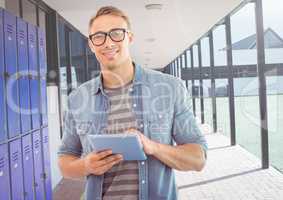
[89,28,130,46]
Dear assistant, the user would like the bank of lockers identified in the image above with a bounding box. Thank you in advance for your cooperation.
[0,7,52,200]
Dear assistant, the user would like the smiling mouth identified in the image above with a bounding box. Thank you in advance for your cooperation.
[102,49,119,59]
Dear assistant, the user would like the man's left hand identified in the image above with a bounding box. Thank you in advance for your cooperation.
[127,128,158,155]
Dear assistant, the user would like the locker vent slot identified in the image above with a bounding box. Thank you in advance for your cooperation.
[12,150,19,162]
[6,24,14,34]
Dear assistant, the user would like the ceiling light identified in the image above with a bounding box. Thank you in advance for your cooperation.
[145,4,163,10]
[145,38,156,42]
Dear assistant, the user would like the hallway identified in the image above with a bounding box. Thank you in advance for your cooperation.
[53,124,283,200]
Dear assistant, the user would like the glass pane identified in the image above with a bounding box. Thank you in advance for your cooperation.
[87,47,99,80]
[70,31,86,88]
[58,21,68,130]
[203,80,213,127]
[193,45,199,67]
[201,37,210,67]
[38,8,46,32]
[22,0,37,26]
[213,25,227,66]
[263,0,283,64]
[234,77,261,159]
[182,54,186,69]
[5,0,20,17]
[186,50,191,68]
[266,76,283,172]
[215,79,230,137]
[231,3,257,65]
[194,80,201,121]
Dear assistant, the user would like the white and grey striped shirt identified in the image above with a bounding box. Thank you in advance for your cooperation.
[102,82,139,200]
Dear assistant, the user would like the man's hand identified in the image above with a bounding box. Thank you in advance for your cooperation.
[84,150,123,176]
[127,129,158,155]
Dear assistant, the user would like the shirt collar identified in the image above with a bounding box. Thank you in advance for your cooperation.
[91,63,146,95]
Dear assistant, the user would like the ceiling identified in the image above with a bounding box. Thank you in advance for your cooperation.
[43,0,243,69]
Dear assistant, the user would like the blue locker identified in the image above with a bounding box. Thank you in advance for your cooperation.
[4,10,17,75]
[38,28,47,76]
[6,77,21,138]
[32,131,45,200]
[9,139,24,200]
[22,134,34,200]
[0,9,4,75]
[30,78,40,130]
[0,144,11,200]
[0,77,6,142]
[41,78,48,126]
[42,127,52,200]
[28,24,37,74]
[17,18,28,73]
[19,76,31,133]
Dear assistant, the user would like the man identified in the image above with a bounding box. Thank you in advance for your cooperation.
[58,6,207,200]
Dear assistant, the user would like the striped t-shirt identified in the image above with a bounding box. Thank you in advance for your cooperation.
[102,82,139,200]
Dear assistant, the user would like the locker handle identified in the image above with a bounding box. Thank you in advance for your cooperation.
[41,172,47,179]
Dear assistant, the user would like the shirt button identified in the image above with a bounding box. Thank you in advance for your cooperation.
[142,180,145,184]
[158,114,163,119]
[141,161,145,165]
[140,123,144,128]
[133,103,137,108]
[129,87,134,92]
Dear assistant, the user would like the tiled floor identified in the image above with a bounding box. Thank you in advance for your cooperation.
[53,125,283,200]
[176,132,283,200]
[53,178,85,200]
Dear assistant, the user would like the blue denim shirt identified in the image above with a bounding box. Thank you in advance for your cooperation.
[58,64,207,200]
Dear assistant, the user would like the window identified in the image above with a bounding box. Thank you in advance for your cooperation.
[192,45,199,67]
[186,50,191,68]
[22,0,37,26]
[231,3,257,65]
[70,31,86,88]
[213,25,227,66]
[263,0,283,64]
[201,37,210,67]
[215,79,230,137]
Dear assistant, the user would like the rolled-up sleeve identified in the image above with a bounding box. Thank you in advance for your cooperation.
[57,107,82,157]
[172,80,208,152]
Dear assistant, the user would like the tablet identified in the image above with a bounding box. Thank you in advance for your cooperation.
[87,133,147,161]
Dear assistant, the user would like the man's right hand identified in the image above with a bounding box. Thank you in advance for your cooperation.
[84,150,123,176]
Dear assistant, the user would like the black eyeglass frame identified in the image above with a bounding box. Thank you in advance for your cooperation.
[89,28,130,46]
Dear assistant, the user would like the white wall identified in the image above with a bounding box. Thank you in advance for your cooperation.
[47,85,62,189]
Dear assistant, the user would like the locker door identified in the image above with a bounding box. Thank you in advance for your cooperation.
[17,18,31,133]
[0,144,11,200]
[17,17,28,73]
[38,28,47,77]
[41,78,48,126]
[32,131,44,200]
[4,10,17,75]
[9,139,24,200]
[0,77,6,142]
[30,78,40,130]
[0,8,4,74]
[6,77,21,138]
[42,127,52,200]
[22,134,34,200]
[19,76,31,133]
[4,10,20,138]
[28,24,37,74]
[19,77,31,134]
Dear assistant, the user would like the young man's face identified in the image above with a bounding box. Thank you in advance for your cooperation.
[89,15,133,71]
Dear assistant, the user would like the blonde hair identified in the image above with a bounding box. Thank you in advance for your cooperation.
[89,6,131,30]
